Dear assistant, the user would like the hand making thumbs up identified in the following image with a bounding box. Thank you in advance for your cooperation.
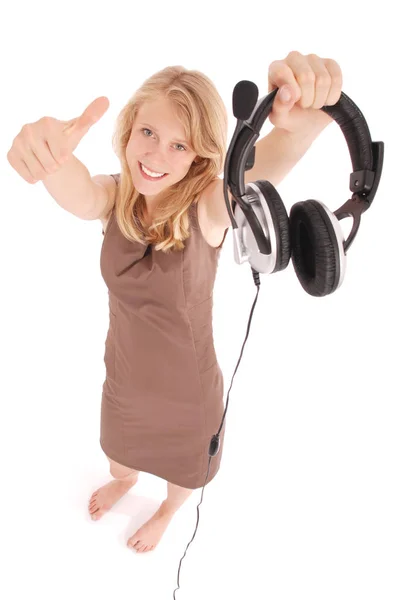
[7,96,110,184]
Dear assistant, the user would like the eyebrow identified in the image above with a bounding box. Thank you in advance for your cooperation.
[139,122,189,145]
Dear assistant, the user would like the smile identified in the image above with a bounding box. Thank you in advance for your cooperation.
[138,161,168,180]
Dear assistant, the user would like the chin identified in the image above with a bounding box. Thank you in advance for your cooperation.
[134,179,169,194]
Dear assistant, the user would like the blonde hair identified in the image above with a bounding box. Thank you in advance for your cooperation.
[111,65,228,253]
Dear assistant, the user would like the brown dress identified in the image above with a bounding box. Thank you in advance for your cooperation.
[99,173,229,489]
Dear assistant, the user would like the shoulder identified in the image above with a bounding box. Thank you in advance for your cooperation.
[197,177,233,231]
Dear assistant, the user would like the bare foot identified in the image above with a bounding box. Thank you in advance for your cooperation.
[127,506,174,553]
[88,477,138,521]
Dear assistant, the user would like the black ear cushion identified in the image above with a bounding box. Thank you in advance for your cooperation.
[289,200,341,296]
[253,180,291,272]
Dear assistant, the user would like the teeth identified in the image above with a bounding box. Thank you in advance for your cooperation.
[140,162,165,177]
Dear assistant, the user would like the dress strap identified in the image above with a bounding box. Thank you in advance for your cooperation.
[102,174,119,236]
[110,173,120,185]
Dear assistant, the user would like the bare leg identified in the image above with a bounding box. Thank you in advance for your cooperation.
[108,457,140,482]
[158,481,194,518]
[88,456,140,521]
[127,480,194,553]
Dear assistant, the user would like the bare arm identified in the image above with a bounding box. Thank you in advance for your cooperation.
[7,96,111,220]
[42,154,101,219]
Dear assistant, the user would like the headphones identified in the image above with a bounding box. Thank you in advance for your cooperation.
[172,81,384,598]
[225,81,384,297]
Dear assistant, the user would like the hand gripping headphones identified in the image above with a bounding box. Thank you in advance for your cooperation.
[172,81,384,598]
[225,80,384,296]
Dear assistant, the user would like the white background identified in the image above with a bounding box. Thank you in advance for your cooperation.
[1,1,399,598]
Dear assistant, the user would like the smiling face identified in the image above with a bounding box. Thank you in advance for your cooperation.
[126,96,199,212]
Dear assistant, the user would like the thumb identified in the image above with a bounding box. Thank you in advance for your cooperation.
[63,96,110,142]
[276,85,293,108]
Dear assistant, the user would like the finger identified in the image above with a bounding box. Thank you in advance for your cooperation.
[284,50,316,108]
[8,149,39,184]
[45,121,70,164]
[18,129,55,180]
[323,58,343,105]
[305,53,333,109]
[21,147,47,181]
[26,122,64,175]
[268,60,301,110]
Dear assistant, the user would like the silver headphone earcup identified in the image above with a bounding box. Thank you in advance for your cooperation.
[255,180,291,272]
[239,180,290,274]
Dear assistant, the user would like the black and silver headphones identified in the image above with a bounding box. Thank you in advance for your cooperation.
[172,81,384,598]
[226,80,384,296]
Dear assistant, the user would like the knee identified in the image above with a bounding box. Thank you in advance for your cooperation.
[108,459,140,481]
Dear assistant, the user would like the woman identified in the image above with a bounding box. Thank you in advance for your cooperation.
[92,65,230,553]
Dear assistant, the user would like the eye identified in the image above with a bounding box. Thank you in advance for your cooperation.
[141,128,186,151]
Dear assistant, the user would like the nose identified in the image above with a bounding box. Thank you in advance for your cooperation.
[144,147,170,172]
[145,154,164,163]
